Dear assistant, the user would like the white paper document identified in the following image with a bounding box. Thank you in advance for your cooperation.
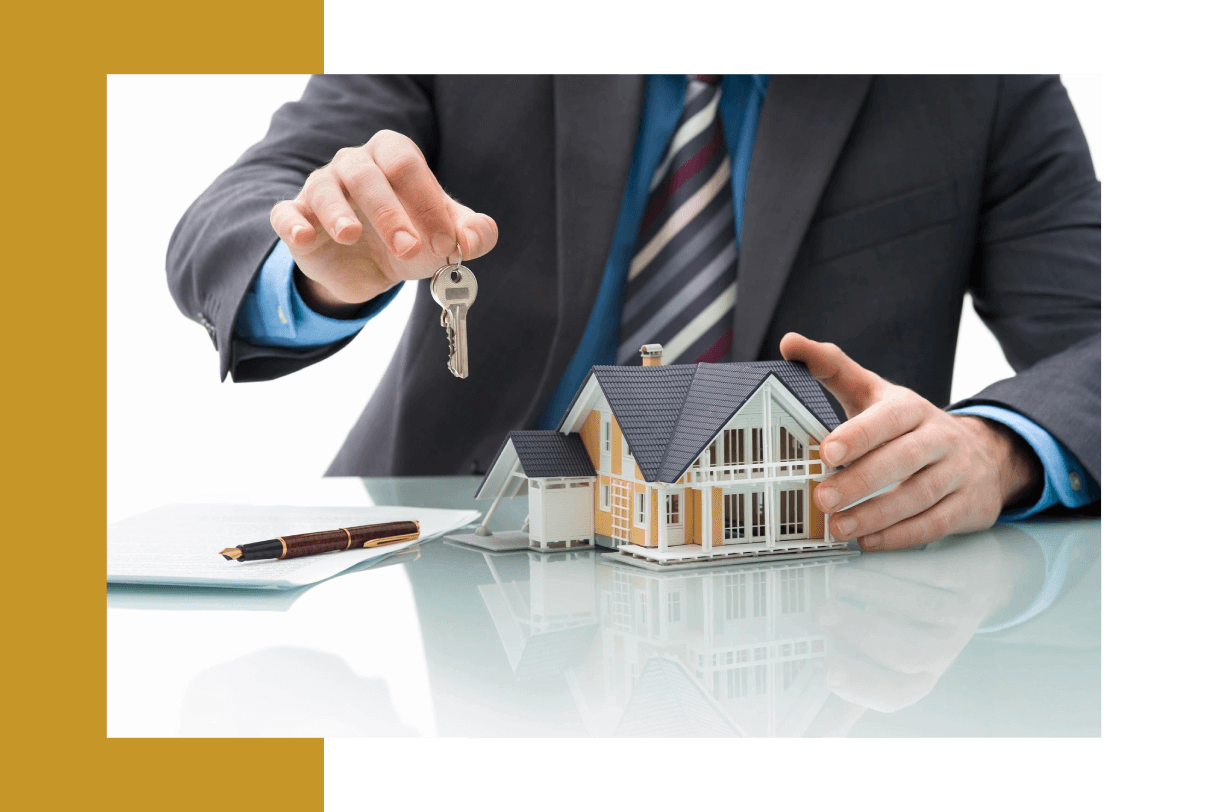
[107,504,479,589]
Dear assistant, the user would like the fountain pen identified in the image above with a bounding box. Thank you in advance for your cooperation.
[219,520,420,561]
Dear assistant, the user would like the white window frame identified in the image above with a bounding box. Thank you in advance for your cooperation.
[600,478,611,510]
[603,418,612,455]
[665,493,681,526]
[636,490,647,526]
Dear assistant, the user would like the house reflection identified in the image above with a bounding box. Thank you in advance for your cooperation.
[469,540,853,736]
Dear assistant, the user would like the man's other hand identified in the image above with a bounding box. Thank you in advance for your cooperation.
[780,333,1041,550]
[269,130,499,318]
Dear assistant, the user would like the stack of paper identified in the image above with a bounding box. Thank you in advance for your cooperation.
[107,504,479,589]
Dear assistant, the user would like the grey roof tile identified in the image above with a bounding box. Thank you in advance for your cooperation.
[561,360,841,485]
[507,430,597,479]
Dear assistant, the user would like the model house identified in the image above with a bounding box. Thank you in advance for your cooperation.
[474,345,850,566]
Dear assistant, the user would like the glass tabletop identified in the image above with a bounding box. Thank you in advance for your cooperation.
[107,476,1100,737]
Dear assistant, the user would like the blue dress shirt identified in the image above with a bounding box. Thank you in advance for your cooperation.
[234,75,1098,519]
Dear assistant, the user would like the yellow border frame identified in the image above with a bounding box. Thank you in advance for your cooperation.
[9,4,323,808]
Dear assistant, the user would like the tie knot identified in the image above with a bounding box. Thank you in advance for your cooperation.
[691,74,722,86]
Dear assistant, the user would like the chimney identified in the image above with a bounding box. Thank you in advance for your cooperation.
[640,344,663,367]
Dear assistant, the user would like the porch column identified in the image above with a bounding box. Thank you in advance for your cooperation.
[822,462,832,544]
[762,387,774,473]
[765,481,776,548]
[657,486,668,553]
[770,482,780,548]
[702,485,713,551]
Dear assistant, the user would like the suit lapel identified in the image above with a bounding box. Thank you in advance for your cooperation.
[733,75,873,360]
[521,75,645,427]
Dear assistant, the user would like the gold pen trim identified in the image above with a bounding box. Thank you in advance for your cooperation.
[363,531,420,548]
[343,527,353,551]
[277,536,288,559]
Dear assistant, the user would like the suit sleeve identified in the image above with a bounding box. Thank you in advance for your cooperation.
[165,74,437,382]
[950,75,1101,487]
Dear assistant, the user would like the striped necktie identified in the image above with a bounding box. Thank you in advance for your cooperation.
[617,74,737,365]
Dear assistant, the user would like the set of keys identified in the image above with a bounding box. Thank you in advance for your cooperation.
[429,243,478,378]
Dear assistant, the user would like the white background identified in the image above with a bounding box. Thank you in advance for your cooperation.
[106,74,1102,523]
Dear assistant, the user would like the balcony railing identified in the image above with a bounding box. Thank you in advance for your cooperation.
[686,455,825,484]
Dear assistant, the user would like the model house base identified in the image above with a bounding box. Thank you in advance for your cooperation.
[472,349,856,569]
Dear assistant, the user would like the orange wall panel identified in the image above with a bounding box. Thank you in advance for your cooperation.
[611,414,621,474]
[631,483,650,546]
[581,410,601,470]
[684,488,700,544]
[712,487,723,546]
[594,477,613,538]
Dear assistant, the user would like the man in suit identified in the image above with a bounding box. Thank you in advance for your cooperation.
[167,75,1100,550]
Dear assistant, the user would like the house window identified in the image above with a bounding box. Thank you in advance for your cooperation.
[751,427,764,474]
[779,426,806,471]
[665,493,681,525]
[779,487,805,537]
[723,428,745,466]
[668,591,682,622]
[600,479,611,510]
[636,491,647,526]
[723,493,746,539]
[751,491,766,540]
[622,434,630,459]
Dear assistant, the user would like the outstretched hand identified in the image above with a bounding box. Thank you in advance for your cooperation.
[270,129,499,318]
[780,333,1040,550]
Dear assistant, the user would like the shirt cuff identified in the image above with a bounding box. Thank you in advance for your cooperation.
[949,404,1100,521]
[234,239,401,348]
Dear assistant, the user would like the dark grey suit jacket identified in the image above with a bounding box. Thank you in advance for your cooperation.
[167,75,1101,489]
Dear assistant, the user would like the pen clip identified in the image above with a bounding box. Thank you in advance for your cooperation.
[363,532,421,548]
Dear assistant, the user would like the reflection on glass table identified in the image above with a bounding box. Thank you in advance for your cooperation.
[107,477,1098,737]
[403,512,1099,737]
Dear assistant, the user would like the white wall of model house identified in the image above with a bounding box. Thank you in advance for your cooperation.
[528,477,594,547]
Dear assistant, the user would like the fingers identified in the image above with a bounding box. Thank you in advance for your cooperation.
[270,200,321,256]
[366,130,458,257]
[825,462,955,543]
[450,200,499,260]
[859,491,980,551]
[285,131,498,268]
[330,147,421,259]
[779,332,884,417]
[816,415,947,517]
[819,394,930,468]
[303,169,363,244]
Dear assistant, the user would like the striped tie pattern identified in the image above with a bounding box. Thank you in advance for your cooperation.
[617,74,737,366]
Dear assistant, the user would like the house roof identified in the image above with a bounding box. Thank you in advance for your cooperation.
[559,360,842,484]
[507,430,597,478]
[475,431,597,498]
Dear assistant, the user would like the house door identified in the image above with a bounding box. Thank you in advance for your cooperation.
[664,493,685,546]
[778,487,807,539]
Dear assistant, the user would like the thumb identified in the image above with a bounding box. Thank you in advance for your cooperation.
[779,332,884,417]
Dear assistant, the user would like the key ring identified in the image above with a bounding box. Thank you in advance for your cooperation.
[444,240,464,283]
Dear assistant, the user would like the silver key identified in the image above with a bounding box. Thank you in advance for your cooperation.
[430,261,478,378]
